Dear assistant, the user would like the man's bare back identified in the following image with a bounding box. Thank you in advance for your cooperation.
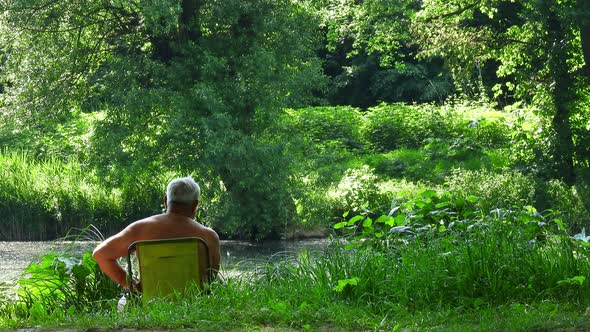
[93,177,220,289]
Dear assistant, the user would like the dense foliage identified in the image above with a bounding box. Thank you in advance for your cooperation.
[2,0,590,330]
[2,100,590,240]
[1,0,589,240]
[0,0,324,240]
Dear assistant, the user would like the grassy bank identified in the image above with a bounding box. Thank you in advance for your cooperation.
[1,251,589,330]
[3,293,589,331]
[2,195,590,331]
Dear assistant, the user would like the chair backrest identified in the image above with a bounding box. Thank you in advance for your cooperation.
[127,237,210,301]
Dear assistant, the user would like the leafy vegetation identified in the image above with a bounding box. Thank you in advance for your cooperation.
[3,195,590,330]
[1,0,590,330]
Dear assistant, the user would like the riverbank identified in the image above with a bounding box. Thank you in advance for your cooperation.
[3,218,590,331]
[4,102,589,243]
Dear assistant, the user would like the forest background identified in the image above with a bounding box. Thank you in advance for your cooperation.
[0,0,589,242]
[3,0,590,330]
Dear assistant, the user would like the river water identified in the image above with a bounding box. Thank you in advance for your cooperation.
[0,239,327,284]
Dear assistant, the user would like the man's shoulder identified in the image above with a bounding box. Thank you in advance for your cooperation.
[195,223,219,241]
[124,214,164,231]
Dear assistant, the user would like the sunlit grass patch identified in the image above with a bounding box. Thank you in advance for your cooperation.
[0,149,171,240]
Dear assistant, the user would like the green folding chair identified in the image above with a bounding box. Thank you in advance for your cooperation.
[126,237,211,302]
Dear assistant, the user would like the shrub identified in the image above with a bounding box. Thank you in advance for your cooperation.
[535,179,590,231]
[279,106,364,150]
[327,166,389,217]
[444,169,536,213]
[331,194,590,309]
[16,251,119,317]
[204,139,297,241]
[452,112,513,149]
[362,103,448,151]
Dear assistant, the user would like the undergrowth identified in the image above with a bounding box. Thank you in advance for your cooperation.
[3,190,590,330]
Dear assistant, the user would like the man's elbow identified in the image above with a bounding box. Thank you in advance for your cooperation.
[92,246,106,266]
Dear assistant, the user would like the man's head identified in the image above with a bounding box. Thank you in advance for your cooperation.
[165,177,200,211]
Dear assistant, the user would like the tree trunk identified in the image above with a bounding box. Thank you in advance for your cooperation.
[544,0,576,185]
[579,0,590,79]
[179,0,201,42]
[150,0,201,61]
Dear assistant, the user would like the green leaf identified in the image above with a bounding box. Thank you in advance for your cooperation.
[466,195,479,203]
[435,202,452,209]
[421,189,437,198]
[375,215,391,224]
[393,214,406,226]
[553,218,565,231]
[333,277,361,292]
[334,222,347,230]
[558,276,586,286]
[347,215,365,226]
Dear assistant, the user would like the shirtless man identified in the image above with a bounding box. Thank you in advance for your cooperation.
[93,176,220,290]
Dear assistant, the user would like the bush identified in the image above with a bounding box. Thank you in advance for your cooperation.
[327,166,389,217]
[204,137,297,241]
[278,106,364,150]
[444,169,536,213]
[362,103,448,151]
[331,195,590,309]
[16,251,119,317]
[534,179,590,231]
[452,113,513,149]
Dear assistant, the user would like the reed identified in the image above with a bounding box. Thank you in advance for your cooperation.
[0,149,163,240]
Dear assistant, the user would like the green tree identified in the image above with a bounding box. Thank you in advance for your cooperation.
[314,0,453,107]
[0,0,325,239]
[415,0,590,184]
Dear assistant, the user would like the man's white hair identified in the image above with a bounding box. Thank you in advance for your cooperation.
[166,176,200,205]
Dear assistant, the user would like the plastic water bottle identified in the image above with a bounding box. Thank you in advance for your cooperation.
[117,294,127,312]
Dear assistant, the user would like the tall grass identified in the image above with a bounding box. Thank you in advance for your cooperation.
[266,227,590,320]
[0,192,588,330]
[0,150,164,240]
[5,218,589,330]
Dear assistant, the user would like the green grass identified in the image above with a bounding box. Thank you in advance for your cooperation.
[3,205,590,331]
[3,297,589,331]
[0,149,167,240]
[395,304,590,331]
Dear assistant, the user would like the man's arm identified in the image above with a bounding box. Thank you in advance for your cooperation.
[92,223,140,288]
[208,231,221,277]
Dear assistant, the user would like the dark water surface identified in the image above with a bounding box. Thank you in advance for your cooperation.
[0,239,327,284]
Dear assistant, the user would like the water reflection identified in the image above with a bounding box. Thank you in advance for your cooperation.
[221,239,327,277]
[0,239,327,284]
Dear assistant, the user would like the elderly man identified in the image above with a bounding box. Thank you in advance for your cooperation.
[93,176,220,290]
